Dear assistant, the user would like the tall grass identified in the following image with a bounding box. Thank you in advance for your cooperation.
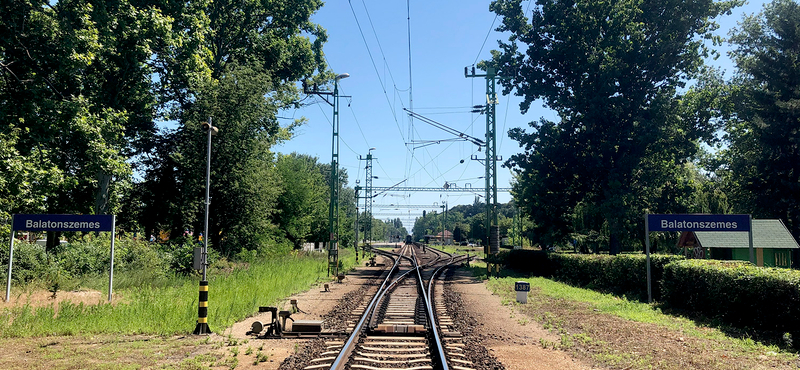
[0,249,356,337]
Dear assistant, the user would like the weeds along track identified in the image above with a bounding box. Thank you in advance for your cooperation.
[303,243,473,370]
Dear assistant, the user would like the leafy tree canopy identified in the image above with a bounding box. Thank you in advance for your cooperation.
[490,0,739,253]
[716,0,800,236]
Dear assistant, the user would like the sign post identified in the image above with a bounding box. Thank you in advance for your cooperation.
[5,215,17,303]
[6,214,116,302]
[644,214,751,303]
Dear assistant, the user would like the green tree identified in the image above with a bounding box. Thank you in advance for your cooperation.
[0,127,62,240]
[412,210,441,242]
[1,1,176,249]
[376,218,407,242]
[491,0,738,253]
[453,225,467,243]
[274,153,327,249]
[469,212,488,246]
[718,0,800,237]
[137,0,328,255]
[0,1,171,218]
[336,176,358,252]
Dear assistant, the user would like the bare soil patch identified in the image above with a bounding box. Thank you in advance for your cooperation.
[0,289,114,311]
[446,268,598,370]
[0,334,223,369]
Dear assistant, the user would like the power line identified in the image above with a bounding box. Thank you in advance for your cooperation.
[404,109,485,148]
[350,0,445,195]
[340,91,372,150]
[473,14,498,66]
[415,111,474,115]
[344,2,493,207]
[499,94,511,153]
[414,106,474,110]
[347,1,407,143]
[360,0,404,94]
[315,101,360,158]
[406,0,415,182]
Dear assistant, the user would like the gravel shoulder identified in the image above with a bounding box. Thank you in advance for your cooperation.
[446,267,598,370]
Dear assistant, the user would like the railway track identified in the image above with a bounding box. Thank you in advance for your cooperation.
[303,243,473,370]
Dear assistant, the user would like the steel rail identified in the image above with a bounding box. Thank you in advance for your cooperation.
[328,243,462,370]
[327,244,407,370]
[421,245,472,370]
[367,259,419,326]
[366,244,428,328]
[411,246,449,370]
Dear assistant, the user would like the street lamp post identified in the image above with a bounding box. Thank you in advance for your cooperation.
[194,117,217,335]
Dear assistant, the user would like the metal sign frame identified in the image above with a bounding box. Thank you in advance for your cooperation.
[644,214,752,303]
[6,214,116,302]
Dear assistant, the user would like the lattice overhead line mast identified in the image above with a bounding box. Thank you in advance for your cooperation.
[359,148,377,246]
[304,74,350,276]
[465,65,506,256]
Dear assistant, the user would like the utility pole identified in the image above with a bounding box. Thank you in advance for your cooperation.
[466,66,503,256]
[442,201,452,244]
[515,207,520,247]
[359,148,376,247]
[194,117,217,335]
[439,201,448,245]
[305,73,350,276]
[354,183,360,262]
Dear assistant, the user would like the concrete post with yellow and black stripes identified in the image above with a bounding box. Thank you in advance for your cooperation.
[193,280,212,334]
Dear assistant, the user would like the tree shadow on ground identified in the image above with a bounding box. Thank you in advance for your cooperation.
[494,266,799,352]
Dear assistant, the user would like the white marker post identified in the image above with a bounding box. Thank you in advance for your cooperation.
[515,281,530,304]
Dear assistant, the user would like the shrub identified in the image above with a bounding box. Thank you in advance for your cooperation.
[661,259,800,333]
[0,242,53,283]
[500,249,553,276]
[113,238,165,271]
[52,241,109,277]
[549,253,683,301]
[498,251,683,301]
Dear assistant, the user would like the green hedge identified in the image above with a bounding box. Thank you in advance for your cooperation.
[549,253,684,301]
[495,249,553,276]
[495,250,682,301]
[497,251,800,334]
[661,260,800,333]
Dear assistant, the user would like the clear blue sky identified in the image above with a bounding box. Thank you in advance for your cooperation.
[274,0,769,230]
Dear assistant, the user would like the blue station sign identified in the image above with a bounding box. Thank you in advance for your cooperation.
[12,214,115,232]
[647,214,750,232]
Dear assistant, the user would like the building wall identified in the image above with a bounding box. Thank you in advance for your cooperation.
[758,248,792,268]
[711,247,792,268]
[731,248,751,264]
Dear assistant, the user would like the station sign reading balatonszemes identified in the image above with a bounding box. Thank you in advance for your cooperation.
[643,213,752,304]
[7,214,117,304]
[12,214,114,232]
[647,214,750,232]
